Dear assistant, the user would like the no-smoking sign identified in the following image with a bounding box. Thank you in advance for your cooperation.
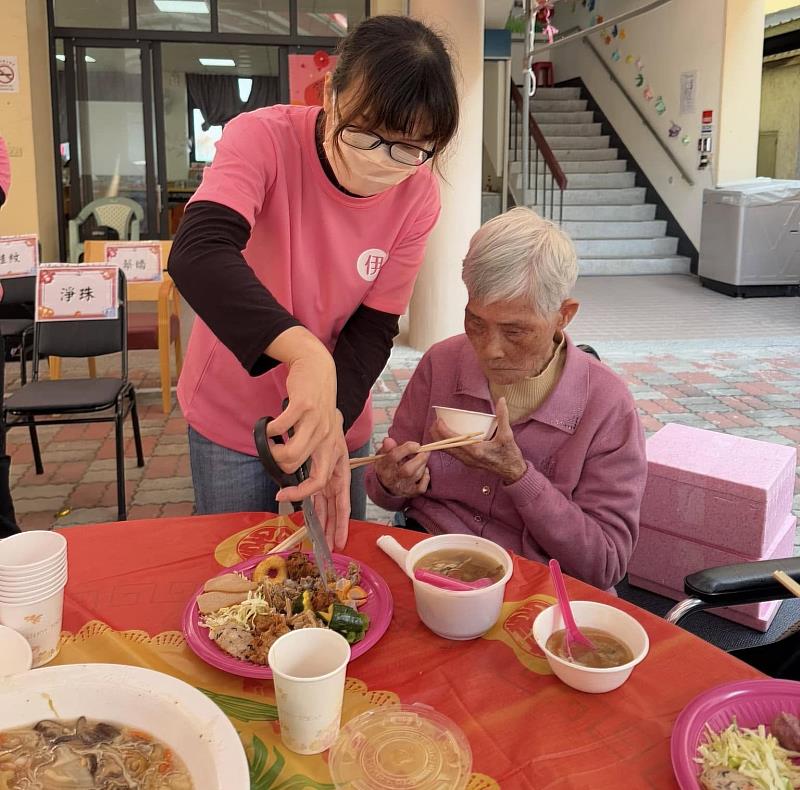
[0,57,19,94]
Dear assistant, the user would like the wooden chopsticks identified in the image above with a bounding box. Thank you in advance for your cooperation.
[349,431,485,471]
[268,526,308,554]
[773,570,800,599]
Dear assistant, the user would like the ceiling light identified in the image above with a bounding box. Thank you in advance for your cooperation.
[199,58,235,67]
[84,56,96,63]
[55,54,65,62]
[154,0,209,13]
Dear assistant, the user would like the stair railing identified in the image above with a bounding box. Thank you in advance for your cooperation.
[509,79,567,224]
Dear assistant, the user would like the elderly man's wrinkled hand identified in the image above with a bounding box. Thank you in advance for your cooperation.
[431,398,527,484]
[374,437,431,498]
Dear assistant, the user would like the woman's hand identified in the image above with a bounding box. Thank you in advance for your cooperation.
[263,326,351,547]
[374,437,431,498]
[430,398,527,484]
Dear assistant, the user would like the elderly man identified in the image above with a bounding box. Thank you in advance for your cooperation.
[365,208,647,589]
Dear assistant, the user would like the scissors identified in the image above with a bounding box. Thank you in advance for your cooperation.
[253,404,337,582]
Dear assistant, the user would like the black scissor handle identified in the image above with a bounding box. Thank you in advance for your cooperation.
[254,415,300,491]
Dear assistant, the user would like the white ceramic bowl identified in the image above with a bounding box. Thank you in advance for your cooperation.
[379,533,512,640]
[0,531,67,572]
[0,625,33,676]
[0,663,249,788]
[433,406,497,440]
[532,600,649,694]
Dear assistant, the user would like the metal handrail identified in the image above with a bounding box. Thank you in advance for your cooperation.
[509,79,566,223]
[583,37,695,186]
[510,80,568,191]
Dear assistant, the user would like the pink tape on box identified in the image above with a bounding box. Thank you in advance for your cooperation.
[641,424,796,556]
[628,513,797,632]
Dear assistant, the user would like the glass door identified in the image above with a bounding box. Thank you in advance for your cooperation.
[64,40,163,239]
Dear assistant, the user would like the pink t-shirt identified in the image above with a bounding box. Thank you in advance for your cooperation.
[0,136,10,199]
[179,105,440,455]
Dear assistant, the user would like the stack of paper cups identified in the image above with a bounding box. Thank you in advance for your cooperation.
[0,531,67,667]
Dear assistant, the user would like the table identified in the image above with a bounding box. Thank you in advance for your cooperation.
[55,513,761,789]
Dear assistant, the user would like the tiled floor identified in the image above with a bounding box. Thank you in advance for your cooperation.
[5,275,799,545]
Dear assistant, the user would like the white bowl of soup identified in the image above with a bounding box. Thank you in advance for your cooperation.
[405,534,512,640]
[532,601,649,693]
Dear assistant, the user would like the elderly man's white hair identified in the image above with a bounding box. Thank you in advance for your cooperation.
[461,207,578,316]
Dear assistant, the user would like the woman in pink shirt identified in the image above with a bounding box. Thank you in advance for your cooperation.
[365,209,647,590]
[168,16,458,548]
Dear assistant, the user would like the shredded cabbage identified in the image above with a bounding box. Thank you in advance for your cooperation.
[201,589,273,637]
[695,718,800,790]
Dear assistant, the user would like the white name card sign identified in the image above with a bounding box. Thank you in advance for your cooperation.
[0,234,39,278]
[36,266,119,322]
[104,242,163,282]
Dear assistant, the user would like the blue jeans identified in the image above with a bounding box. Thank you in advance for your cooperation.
[188,427,369,520]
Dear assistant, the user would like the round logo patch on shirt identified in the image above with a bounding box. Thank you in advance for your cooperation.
[356,248,388,282]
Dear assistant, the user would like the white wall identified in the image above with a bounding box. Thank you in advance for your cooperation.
[547,0,763,248]
[483,60,505,180]
[760,58,800,180]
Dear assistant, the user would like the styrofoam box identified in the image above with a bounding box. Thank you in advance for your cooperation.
[641,424,796,556]
[628,513,797,632]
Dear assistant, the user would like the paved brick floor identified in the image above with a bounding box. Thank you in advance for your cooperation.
[6,275,800,546]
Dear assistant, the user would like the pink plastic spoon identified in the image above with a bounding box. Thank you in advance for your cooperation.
[548,559,596,657]
[413,569,493,591]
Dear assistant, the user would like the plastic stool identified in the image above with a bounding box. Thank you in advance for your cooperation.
[532,62,554,88]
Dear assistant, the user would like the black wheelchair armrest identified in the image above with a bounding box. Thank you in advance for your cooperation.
[684,557,800,608]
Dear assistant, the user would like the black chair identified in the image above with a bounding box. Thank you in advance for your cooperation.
[2,270,144,520]
[0,275,35,385]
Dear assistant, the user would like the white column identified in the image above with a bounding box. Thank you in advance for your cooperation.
[407,0,485,351]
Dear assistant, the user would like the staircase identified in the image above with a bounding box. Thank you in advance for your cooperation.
[509,86,691,276]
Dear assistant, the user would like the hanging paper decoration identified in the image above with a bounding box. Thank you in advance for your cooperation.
[654,96,666,115]
[635,73,644,87]
[635,57,643,71]
[535,0,558,44]
[681,135,691,145]
[612,24,619,37]
[611,50,621,61]
[603,35,612,45]
[668,122,681,138]
[588,0,596,10]
[643,86,654,101]
[597,15,604,23]
[619,28,626,40]
[625,54,635,64]
[590,15,597,25]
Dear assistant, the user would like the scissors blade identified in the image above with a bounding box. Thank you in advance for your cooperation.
[301,498,337,581]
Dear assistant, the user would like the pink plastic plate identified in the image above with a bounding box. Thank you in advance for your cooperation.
[182,551,393,678]
[671,679,800,789]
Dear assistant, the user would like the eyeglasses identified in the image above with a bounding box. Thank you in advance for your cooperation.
[340,126,435,167]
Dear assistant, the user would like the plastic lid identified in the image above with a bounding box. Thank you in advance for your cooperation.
[328,703,472,790]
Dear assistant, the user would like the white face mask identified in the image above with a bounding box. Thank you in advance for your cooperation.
[322,96,417,197]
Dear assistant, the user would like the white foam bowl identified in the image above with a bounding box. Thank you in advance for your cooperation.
[532,600,649,694]
[400,533,512,640]
[0,664,249,788]
[0,625,33,676]
[433,406,497,440]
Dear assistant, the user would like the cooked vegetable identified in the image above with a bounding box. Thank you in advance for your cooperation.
[329,603,370,644]
[696,719,800,790]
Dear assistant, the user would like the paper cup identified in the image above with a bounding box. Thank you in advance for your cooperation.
[0,572,67,595]
[0,574,68,603]
[0,531,66,572]
[268,629,351,755]
[0,586,65,668]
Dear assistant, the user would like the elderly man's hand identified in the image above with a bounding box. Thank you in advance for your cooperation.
[430,398,527,484]
[374,437,431,498]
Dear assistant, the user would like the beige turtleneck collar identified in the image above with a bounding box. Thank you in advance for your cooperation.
[489,334,567,424]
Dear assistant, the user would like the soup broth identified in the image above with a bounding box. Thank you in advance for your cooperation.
[545,627,633,668]
[0,717,193,789]
[414,548,505,583]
